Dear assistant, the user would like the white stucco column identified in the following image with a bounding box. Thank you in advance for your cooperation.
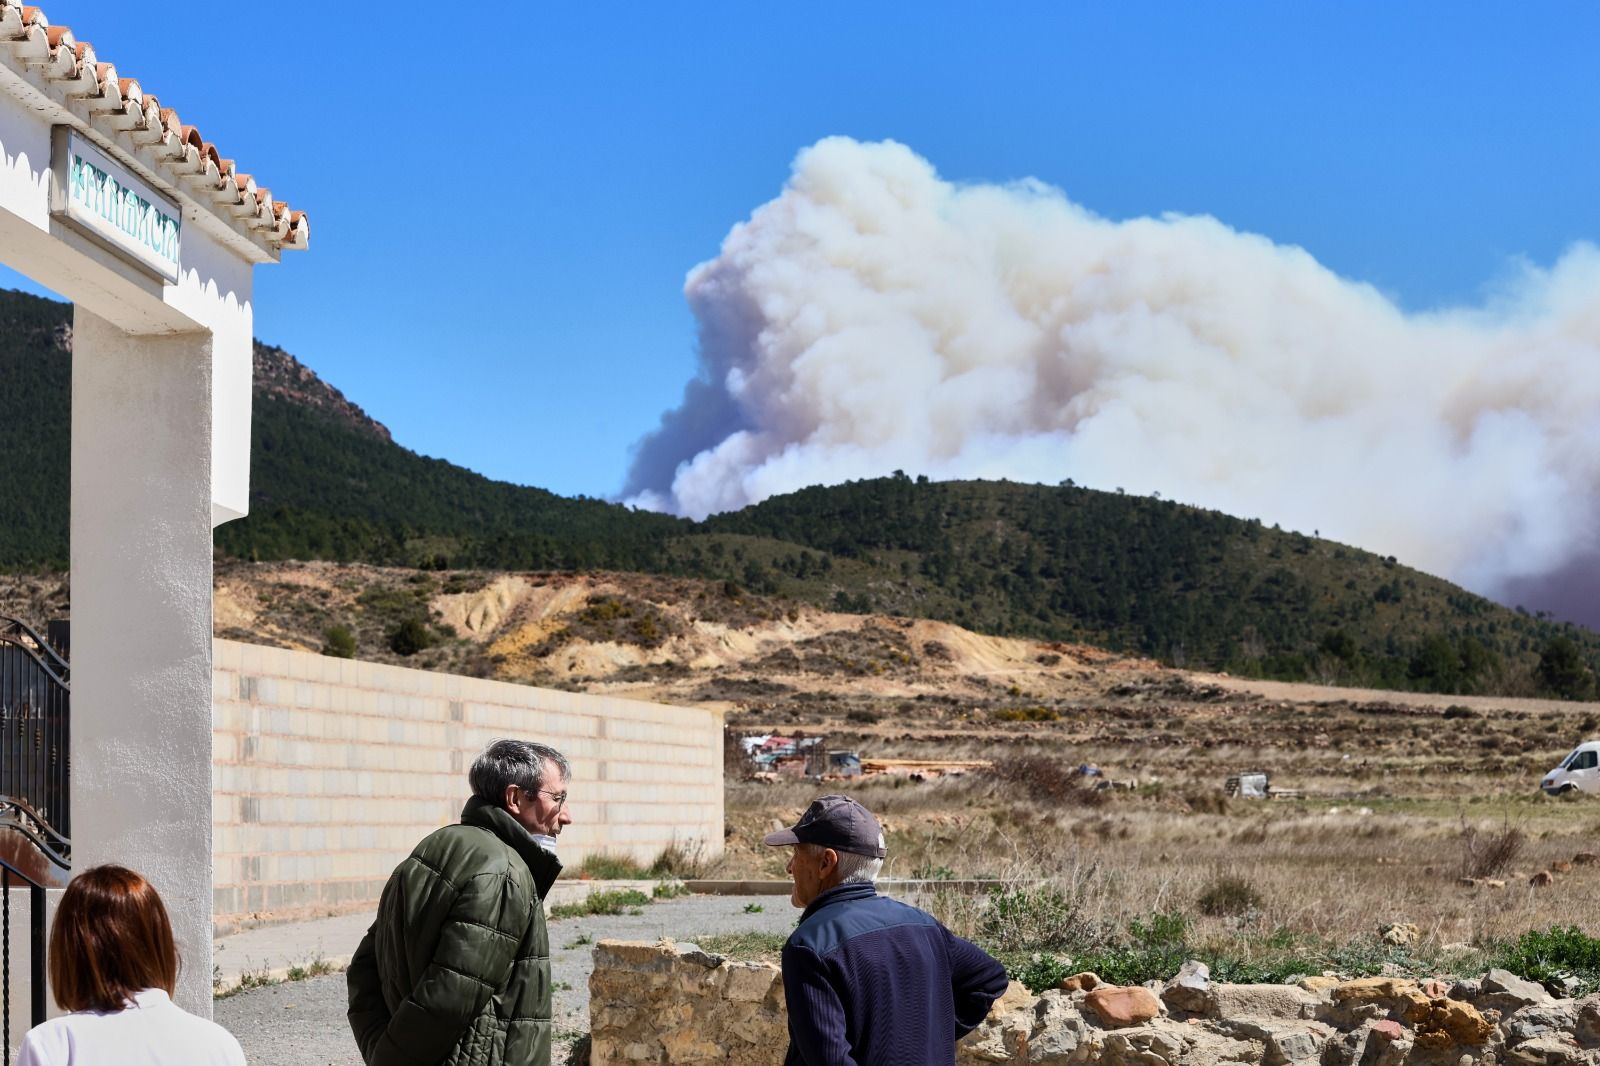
[70,308,217,1014]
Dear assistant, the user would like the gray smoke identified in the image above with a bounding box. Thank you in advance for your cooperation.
[624,137,1600,625]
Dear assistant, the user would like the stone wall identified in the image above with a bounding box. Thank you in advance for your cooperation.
[211,640,724,932]
[590,940,788,1064]
[589,939,1600,1065]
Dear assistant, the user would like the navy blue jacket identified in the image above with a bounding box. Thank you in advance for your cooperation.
[781,882,1009,1065]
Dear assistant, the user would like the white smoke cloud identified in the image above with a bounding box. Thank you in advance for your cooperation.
[624,137,1600,612]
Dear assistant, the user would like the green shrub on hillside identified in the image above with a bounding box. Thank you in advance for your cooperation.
[386,617,436,657]
[321,624,357,658]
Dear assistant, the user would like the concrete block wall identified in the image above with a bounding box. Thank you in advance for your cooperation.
[211,640,724,932]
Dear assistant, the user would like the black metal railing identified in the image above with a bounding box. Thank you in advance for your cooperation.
[0,615,68,1054]
[0,615,70,854]
[1,853,48,1053]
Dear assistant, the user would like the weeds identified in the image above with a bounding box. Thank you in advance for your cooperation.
[989,755,1106,808]
[549,888,652,919]
[1457,814,1526,880]
[577,852,648,880]
[652,881,690,899]
[913,862,957,880]
[213,954,339,999]
[1492,927,1600,995]
[690,931,789,962]
[993,706,1062,723]
[1005,916,1456,994]
[979,883,1089,953]
[649,838,711,880]
[743,902,765,914]
[1196,875,1263,918]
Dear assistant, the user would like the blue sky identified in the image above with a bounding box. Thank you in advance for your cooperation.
[8,2,1598,500]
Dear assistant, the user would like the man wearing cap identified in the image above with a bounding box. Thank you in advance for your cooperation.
[766,795,1009,1065]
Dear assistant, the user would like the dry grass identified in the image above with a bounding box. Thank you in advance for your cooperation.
[724,769,1600,955]
[152,559,1600,962]
[1457,814,1527,879]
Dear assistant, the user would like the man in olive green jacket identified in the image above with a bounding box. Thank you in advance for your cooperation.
[348,740,573,1066]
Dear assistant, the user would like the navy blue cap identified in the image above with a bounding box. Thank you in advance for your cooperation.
[764,794,886,858]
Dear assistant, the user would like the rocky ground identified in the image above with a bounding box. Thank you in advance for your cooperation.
[958,964,1600,1065]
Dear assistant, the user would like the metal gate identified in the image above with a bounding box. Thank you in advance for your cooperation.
[0,614,70,1050]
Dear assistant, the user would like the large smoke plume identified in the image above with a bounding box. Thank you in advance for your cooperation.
[624,138,1600,625]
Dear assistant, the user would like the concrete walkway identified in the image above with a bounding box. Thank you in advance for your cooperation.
[213,891,800,1066]
[212,878,686,992]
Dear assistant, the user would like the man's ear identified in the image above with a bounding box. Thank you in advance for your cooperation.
[503,783,522,812]
[819,847,840,877]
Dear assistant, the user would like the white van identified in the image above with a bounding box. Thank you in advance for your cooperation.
[1541,741,1600,796]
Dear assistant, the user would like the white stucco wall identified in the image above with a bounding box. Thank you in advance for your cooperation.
[70,311,217,1014]
[211,641,726,932]
[2,60,264,1020]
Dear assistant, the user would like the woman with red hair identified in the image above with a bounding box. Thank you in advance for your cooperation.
[16,864,246,1066]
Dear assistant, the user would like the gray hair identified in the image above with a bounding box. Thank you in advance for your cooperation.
[469,739,570,806]
[799,842,883,885]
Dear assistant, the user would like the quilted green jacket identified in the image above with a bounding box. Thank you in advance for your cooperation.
[347,797,561,1066]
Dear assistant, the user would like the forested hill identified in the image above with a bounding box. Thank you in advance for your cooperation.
[2,288,1596,697]
[0,289,687,573]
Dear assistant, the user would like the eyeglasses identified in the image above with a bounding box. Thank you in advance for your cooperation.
[525,786,567,809]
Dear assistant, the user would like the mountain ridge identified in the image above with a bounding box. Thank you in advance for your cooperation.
[1,288,1595,698]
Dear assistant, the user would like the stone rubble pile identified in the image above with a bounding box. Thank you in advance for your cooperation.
[587,938,1600,1065]
[960,961,1600,1065]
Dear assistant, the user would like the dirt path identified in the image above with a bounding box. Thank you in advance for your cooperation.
[1199,672,1600,714]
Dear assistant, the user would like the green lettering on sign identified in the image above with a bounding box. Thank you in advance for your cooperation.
[68,151,181,266]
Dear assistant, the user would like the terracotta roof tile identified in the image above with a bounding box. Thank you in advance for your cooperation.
[0,0,306,254]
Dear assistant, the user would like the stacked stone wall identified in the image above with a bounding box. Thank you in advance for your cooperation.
[590,939,1600,1065]
[589,940,788,1064]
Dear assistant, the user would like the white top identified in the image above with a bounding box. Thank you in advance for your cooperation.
[16,988,246,1066]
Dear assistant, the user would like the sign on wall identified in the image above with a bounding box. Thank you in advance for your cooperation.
[50,127,181,282]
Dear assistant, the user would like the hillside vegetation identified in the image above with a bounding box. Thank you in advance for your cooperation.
[1,288,1595,698]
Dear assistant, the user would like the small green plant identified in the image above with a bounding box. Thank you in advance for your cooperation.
[743,902,765,914]
[980,884,1086,953]
[1494,927,1600,996]
[913,862,958,881]
[1197,874,1262,917]
[565,932,594,949]
[550,888,652,919]
[1128,911,1189,947]
[321,624,356,658]
[553,980,572,992]
[992,705,1061,723]
[578,852,647,879]
[652,881,690,899]
[1012,953,1077,993]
